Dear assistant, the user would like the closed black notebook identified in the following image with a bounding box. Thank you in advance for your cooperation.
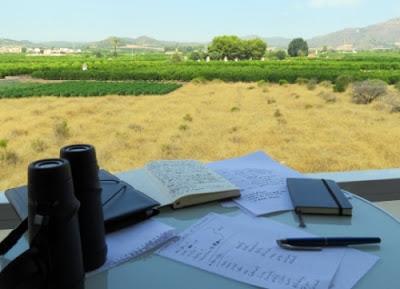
[5,170,160,233]
[287,178,352,216]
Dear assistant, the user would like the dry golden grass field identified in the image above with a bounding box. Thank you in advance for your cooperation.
[1,82,400,191]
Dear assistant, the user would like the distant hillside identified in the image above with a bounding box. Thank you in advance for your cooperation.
[309,18,400,49]
[0,38,85,49]
[263,37,291,48]
[0,38,33,47]
[243,36,291,48]
[3,17,400,51]
[88,36,202,49]
[0,36,202,50]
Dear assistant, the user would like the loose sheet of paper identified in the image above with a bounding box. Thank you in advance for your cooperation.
[228,214,379,289]
[158,213,345,289]
[89,219,176,275]
[208,151,303,216]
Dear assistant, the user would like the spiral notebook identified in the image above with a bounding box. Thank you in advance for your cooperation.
[89,219,176,275]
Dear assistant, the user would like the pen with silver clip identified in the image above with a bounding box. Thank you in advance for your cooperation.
[277,237,381,251]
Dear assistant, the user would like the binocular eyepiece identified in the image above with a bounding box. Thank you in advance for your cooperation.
[27,144,108,289]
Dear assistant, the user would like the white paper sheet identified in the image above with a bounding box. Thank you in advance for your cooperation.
[89,219,176,275]
[330,249,379,289]
[208,151,303,216]
[158,213,345,289]
[229,214,379,289]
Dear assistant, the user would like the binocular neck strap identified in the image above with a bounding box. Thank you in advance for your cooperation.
[0,219,28,256]
[0,207,79,289]
[0,248,46,289]
[0,217,49,289]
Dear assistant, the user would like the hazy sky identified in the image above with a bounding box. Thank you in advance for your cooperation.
[1,0,400,42]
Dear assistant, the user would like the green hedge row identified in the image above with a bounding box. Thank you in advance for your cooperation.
[3,53,400,84]
[0,81,182,98]
[29,66,400,84]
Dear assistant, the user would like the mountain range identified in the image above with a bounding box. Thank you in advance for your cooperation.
[1,17,400,50]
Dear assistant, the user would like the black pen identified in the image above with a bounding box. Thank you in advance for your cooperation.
[277,237,381,251]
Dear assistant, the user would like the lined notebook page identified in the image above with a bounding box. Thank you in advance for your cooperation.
[89,219,176,275]
[146,160,237,200]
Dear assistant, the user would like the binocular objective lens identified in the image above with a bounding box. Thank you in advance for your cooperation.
[35,160,64,169]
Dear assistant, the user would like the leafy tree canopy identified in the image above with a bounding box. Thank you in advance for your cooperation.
[208,35,267,60]
[288,38,309,57]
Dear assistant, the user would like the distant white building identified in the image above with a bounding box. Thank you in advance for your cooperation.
[27,48,43,54]
[336,44,356,52]
[28,47,81,56]
[0,47,23,53]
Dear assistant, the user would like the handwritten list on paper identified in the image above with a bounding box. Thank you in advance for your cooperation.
[229,214,380,289]
[158,213,344,289]
[208,152,303,216]
[89,219,176,275]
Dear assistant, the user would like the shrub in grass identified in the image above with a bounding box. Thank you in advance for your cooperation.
[229,126,239,133]
[160,144,180,157]
[257,80,268,87]
[191,77,208,85]
[296,78,308,85]
[319,92,337,103]
[128,124,144,132]
[0,139,8,149]
[334,75,352,92]
[183,114,193,122]
[230,107,240,112]
[307,79,318,90]
[274,109,282,118]
[352,79,388,104]
[0,139,19,165]
[279,79,288,86]
[54,120,70,139]
[394,81,400,92]
[391,102,400,113]
[179,124,189,131]
[320,80,332,88]
[2,150,19,165]
[381,93,400,113]
[31,139,48,153]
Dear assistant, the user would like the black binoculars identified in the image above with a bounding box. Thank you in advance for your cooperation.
[0,144,108,289]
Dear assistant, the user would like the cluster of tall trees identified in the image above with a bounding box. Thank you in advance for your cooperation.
[201,36,309,61]
[109,35,309,61]
[207,36,267,60]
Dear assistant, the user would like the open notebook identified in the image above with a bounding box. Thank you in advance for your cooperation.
[144,160,240,209]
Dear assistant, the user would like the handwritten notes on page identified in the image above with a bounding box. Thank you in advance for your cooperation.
[208,151,303,216]
[229,214,379,289]
[89,219,176,275]
[158,213,345,289]
[146,160,237,204]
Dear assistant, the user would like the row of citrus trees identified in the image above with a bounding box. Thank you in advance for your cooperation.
[29,64,400,84]
[0,81,182,98]
[3,54,400,84]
